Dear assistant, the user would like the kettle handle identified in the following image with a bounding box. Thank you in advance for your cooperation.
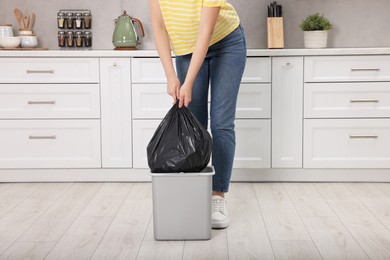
[131,18,145,38]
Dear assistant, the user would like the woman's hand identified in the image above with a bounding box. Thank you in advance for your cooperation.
[167,76,181,104]
[178,81,193,108]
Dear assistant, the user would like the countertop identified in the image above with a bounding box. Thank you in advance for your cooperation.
[0,47,390,57]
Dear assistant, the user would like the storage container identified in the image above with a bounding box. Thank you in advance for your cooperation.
[151,166,214,240]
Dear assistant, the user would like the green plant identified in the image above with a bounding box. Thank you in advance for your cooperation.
[300,13,332,31]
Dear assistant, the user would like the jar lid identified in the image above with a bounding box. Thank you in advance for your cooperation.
[75,31,83,35]
[57,12,65,16]
[0,24,12,27]
[21,33,36,36]
[66,31,74,35]
[58,31,65,35]
[83,13,91,16]
[66,12,74,16]
[75,13,82,17]
[84,31,92,35]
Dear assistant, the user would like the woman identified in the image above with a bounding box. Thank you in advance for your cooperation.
[149,0,246,229]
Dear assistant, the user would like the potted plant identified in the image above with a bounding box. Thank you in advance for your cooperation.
[300,13,332,48]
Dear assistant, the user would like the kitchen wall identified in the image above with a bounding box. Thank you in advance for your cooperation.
[0,0,389,50]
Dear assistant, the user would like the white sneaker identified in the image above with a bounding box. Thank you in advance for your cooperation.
[211,195,230,229]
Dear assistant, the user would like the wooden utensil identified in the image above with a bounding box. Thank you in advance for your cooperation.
[29,13,36,31]
[23,12,30,31]
[14,8,24,29]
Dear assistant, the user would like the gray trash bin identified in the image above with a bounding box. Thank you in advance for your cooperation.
[151,166,215,240]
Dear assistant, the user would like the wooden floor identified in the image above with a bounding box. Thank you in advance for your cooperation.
[0,182,390,260]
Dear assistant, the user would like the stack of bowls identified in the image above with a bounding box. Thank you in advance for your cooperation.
[0,24,21,48]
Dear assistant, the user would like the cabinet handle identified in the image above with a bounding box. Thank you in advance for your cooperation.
[350,99,379,103]
[349,135,378,139]
[28,101,56,105]
[26,70,55,74]
[29,135,57,140]
[350,68,380,72]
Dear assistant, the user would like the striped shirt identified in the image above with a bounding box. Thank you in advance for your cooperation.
[159,0,240,55]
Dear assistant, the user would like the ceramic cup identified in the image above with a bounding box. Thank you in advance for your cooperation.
[20,34,38,48]
[0,24,14,37]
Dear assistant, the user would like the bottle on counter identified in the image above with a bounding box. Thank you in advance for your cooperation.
[66,12,74,29]
[66,31,74,47]
[57,12,66,29]
[83,13,92,29]
[75,31,83,47]
[58,31,66,47]
[84,31,92,48]
[75,13,83,29]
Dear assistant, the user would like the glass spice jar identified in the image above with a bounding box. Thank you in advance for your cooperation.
[66,12,74,29]
[57,12,66,29]
[58,31,66,47]
[66,31,74,47]
[75,13,83,29]
[83,13,92,29]
[75,31,83,47]
[84,31,92,48]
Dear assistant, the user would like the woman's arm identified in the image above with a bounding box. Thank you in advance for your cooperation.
[149,0,180,103]
[178,6,221,108]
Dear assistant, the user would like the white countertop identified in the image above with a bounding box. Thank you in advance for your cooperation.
[0,47,390,57]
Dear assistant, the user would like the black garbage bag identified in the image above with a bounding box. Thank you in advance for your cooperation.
[147,102,212,173]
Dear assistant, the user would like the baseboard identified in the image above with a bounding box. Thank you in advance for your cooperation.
[0,168,389,182]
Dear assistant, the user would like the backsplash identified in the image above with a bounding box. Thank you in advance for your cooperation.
[0,0,389,50]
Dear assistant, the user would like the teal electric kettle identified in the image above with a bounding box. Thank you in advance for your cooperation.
[113,10,145,49]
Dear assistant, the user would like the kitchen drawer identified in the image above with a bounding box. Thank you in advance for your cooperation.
[0,58,99,83]
[132,84,172,119]
[0,120,101,168]
[132,119,271,169]
[304,119,390,168]
[234,119,271,168]
[242,57,271,83]
[132,83,271,119]
[305,56,390,82]
[236,84,271,118]
[131,57,271,83]
[132,58,172,83]
[304,82,390,118]
[0,84,100,119]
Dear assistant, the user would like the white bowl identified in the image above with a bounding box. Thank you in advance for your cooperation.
[0,36,21,48]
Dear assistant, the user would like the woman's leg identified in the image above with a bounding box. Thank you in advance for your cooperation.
[208,25,247,193]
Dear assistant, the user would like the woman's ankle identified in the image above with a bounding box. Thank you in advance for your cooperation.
[212,191,225,198]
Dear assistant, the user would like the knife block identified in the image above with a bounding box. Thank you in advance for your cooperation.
[267,17,284,49]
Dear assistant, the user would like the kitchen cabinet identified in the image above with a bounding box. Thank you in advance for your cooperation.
[100,58,132,168]
[0,50,389,182]
[271,57,303,168]
[0,58,101,169]
[131,57,272,169]
[303,55,390,168]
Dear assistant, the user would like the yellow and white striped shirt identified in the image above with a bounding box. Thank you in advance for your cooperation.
[159,0,240,55]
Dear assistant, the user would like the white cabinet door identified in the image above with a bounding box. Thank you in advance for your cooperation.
[304,119,390,168]
[133,120,160,168]
[132,84,172,119]
[305,56,390,83]
[272,57,304,168]
[0,84,100,119]
[100,58,132,168]
[242,57,271,83]
[234,119,271,168]
[0,120,101,168]
[131,58,172,83]
[304,82,390,118]
[0,58,99,83]
[236,83,271,119]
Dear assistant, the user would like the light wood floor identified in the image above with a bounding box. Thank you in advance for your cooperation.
[0,182,390,260]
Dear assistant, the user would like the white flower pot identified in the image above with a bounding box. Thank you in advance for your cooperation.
[304,30,328,48]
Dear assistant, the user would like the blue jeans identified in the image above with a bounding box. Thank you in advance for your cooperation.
[175,25,247,192]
